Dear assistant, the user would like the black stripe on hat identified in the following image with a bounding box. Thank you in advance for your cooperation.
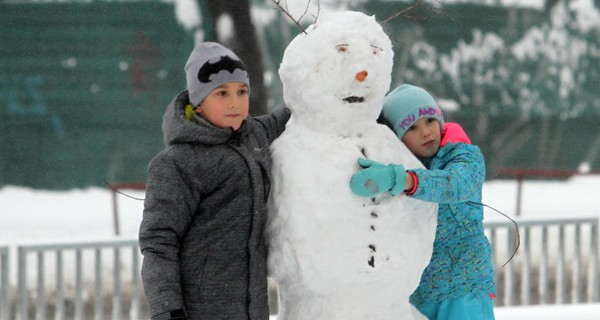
[197,55,248,83]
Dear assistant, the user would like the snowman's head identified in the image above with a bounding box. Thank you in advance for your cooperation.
[279,11,393,133]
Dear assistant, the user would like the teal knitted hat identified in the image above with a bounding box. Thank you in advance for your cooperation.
[382,84,444,138]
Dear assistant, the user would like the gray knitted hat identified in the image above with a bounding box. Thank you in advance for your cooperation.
[185,42,250,106]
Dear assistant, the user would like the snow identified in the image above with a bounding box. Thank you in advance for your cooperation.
[5,174,594,240]
[1,186,144,244]
[2,174,599,317]
[481,174,600,219]
[433,0,545,9]
[494,303,600,320]
[216,13,235,43]
[264,303,600,320]
[173,0,201,31]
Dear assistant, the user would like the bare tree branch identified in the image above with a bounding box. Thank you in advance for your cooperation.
[270,0,308,34]
[381,0,464,33]
[381,0,431,24]
[270,0,322,34]
[312,0,321,28]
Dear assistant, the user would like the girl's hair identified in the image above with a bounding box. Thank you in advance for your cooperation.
[377,112,391,128]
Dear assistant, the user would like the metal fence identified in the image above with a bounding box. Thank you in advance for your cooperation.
[4,239,145,320]
[486,217,599,306]
[1,217,598,319]
[1,246,9,320]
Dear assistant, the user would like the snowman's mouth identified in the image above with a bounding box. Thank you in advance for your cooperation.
[343,96,365,103]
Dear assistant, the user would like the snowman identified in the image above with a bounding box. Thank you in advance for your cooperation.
[267,11,437,320]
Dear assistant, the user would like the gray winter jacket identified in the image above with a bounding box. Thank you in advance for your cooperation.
[139,91,290,320]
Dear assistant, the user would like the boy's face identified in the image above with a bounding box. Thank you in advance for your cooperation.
[196,82,249,131]
[401,117,441,158]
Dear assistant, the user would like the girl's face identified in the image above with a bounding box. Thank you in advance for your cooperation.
[196,82,249,131]
[401,117,441,158]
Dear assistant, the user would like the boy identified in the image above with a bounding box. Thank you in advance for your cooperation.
[349,84,496,320]
[139,42,290,320]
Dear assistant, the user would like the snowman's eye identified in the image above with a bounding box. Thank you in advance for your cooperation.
[336,44,349,53]
[371,45,383,55]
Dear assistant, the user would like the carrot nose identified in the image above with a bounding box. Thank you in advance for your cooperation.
[355,70,368,82]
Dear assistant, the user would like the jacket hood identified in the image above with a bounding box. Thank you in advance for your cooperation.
[440,122,471,147]
[161,91,248,146]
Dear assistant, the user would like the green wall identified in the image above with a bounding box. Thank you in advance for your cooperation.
[2,1,599,189]
[0,1,194,189]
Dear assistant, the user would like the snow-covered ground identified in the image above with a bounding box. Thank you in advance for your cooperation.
[4,175,599,244]
[2,174,600,318]
[494,302,600,320]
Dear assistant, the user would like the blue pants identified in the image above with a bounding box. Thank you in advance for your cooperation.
[414,292,495,320]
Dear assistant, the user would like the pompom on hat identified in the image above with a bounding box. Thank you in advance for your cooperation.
[185,42,250,106]
[382,84,444,139]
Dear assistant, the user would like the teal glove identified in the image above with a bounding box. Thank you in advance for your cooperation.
[349,158,407,197]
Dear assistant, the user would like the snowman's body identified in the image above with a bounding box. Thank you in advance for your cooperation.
[267,11,437,320]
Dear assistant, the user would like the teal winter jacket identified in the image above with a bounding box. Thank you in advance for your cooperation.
[408,124,496,306]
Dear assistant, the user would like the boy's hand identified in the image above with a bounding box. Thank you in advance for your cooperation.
[349,158,406,197]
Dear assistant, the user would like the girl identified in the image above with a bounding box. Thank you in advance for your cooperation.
[350,84,496,320]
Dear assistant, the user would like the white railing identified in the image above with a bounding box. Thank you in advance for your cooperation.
[10,238,145,320]
[1,246,9,320]
[1,217,598,319]
[486,217,599,306]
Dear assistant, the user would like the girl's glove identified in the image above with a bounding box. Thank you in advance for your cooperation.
[349,158,407,197]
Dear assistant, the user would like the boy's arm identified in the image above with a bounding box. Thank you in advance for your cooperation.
[253,107,291,142]
[139,154,197,319]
